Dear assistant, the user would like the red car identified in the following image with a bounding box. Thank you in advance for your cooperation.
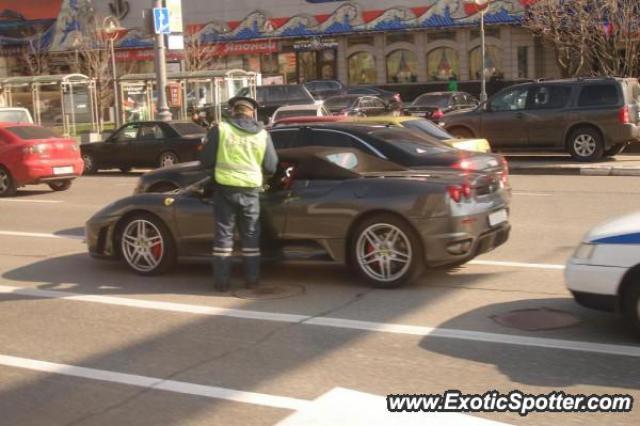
[0,123,84,196]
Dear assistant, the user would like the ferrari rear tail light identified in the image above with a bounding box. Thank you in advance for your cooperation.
[619,106,629,124]
[431,109,444,120]
[499,157,509,185]
[448,183,472,202]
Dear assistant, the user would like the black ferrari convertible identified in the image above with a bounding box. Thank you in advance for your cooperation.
[86,147,511,287]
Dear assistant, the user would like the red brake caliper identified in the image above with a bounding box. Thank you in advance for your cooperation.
[151,237,162,260]
[366,240,378,271]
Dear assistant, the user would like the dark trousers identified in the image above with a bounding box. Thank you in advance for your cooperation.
[212,186,261,288]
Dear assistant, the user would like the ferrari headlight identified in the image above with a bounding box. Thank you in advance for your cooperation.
[573,243,595,260]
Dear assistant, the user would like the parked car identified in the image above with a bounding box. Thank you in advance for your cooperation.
[403,91,479,121]
[304,80,347,100]
[88,147,510,287]
[270,104,330,125]
[351,116,492,153]
[324,95,396,117]
[0,123,83,196]
[0,107,34,124]
[566,211,640,333]
[135,123,508,194]
[80,121,206,174]
[234,85,316,124]
[270,123,507,178]
[440,77,640,161]
[346,86,403,110]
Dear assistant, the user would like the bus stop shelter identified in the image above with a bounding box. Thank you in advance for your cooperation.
[117,69,260,124]
[0,74,99,137]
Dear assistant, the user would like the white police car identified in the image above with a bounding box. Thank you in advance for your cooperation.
[566,211,640,332]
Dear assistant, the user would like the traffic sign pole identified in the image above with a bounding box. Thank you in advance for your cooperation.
[153,0,172,121]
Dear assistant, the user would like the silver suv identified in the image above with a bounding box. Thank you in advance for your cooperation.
[440,77,640,161]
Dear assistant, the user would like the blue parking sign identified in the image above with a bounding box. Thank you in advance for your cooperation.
[153,7,170,34]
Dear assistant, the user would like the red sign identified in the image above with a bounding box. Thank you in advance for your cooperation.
[212,40,278,57]
[115,49,184,63]
[166,83,182,107]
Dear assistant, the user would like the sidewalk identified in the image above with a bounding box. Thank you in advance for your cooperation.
[506,154,640,176]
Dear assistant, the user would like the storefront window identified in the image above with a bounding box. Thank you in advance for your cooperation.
[427,48,459,81]
[278,53,297,84]
[469,46,503,80]
[348,52,376,85]
[318,49,337,80]
[261,54,279,75]
[386,49,417,83]
[297,51,316,83]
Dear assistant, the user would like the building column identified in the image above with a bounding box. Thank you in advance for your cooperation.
[458,29,470,81]
[374,33,386,85]
[337,36,348,84]
[415,31,427,83]
[500,26,513,79]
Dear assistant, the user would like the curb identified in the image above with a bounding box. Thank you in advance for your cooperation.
[509,165,640,176]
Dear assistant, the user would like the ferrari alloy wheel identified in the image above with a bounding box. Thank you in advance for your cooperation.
[351,214,423,288]
[0,166,16,197]
[159,151,179,168]
[119,214,175,275]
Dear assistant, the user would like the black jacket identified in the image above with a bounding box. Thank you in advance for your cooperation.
[199,117,278,179]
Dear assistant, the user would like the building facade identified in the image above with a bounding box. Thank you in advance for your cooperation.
[0,0,560,82]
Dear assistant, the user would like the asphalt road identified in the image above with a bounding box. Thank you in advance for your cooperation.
[0,173,639,426]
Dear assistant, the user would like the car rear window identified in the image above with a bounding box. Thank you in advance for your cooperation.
[275,109,317,120]
[577,84,620,107]
[325,97,357,109]
[413,94,451,108]
[0,110,31,123]
[366,128,454,165]
[172,123,206,136]
[6,126,58,140]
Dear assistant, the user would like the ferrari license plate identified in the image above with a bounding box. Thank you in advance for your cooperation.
[53,166,73,175]
[489,209,508,227]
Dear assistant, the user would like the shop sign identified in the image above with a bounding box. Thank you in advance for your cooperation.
[213,40,278,56]
[293,37,338,51]
[115,49,184,62]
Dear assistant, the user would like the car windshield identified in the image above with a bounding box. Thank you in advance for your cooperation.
[325,97,357,109]
[412,94,450,108]
[365,128,454,166]
[6,126,58,140]
[402,119,453,141]
[172,123,206,136]
[0,110,31,123]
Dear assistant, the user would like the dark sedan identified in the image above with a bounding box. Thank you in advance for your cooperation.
[404,91,479,121]
[88,147,510,287]
[347,86,403,110]
[81,121,206,174]
[324,95,395,117]
[134,123,508,194]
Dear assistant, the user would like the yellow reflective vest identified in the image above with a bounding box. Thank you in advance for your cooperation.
[215,121,268,188]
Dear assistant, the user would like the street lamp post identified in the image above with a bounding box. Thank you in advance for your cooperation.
[103,17,122,128]
[474,0,491,103]
[153,0,172,121]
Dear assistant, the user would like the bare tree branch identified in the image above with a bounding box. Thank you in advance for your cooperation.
[524,0,640,78]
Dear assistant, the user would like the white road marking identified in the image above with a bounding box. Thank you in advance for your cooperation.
[278,387,510,426]
[0,198,62,204]
[2,285,639,358]
[469,260,565,270]
[511,192,552,197]
[0,354,309,411]
[0,231,83,241]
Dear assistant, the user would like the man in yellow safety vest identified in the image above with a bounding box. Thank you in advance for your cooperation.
[204,96,278,291]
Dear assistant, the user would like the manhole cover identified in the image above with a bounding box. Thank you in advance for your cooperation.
[233,284,305,300]
[490,308,581,331]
